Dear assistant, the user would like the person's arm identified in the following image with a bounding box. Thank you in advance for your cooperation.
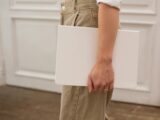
[96,3,119,65]
[87,2,120,92]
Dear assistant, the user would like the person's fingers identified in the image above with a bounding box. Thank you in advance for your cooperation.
[93,83,99,92]
[94,81,102,92]
[104,83,109,92]
[87,75,92,92]
[87,74,93,93]
[108,81,114,91]
[104,72,110,92]
[99,84,105,92]
[108,68,114,91]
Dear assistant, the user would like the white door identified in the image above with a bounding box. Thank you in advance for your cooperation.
[0,0,160,106]
[0,0,62,92]
[112,0,160,106]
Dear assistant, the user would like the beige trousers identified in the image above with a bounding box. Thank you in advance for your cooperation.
[59,0,114,120]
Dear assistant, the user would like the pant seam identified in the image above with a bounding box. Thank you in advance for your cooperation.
[75,87,80,120]
[103,93,106,120]
[104,92,108,120]
[72,87,80,120]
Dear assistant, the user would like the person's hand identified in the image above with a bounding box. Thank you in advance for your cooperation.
[87,60,114,93]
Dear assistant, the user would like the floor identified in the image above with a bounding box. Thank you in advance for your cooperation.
[0,85,160,120]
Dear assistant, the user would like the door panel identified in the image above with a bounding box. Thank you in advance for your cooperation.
[112,0,159,106]
[1,0,62,92]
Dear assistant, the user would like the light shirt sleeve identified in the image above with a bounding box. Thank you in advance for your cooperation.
[96,0,121,10]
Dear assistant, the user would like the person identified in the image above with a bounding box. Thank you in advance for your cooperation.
[59,0,121,120]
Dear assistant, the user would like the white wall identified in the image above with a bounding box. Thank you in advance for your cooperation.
[0,20,6,85]
[0,1,6,85]
[0,45,5,85]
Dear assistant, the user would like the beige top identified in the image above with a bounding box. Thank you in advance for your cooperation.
[61,0,121,10]
[61,0,70,2]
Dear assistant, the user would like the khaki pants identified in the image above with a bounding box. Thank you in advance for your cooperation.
[59,0,114,120]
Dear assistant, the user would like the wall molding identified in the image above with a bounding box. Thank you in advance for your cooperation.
[15,70,55,81]
[10,16,58,83]
[120,20,155,25]
[10,0,60,11]
[121,0,157,15]
[11,15,60,21]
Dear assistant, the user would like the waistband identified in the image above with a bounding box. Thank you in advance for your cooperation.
[61,0,97,4]
[60,0,98,14]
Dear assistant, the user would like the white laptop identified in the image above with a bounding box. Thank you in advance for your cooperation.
[55,25,140,87]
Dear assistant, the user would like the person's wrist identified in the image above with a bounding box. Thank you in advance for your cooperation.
[96,56,112,65]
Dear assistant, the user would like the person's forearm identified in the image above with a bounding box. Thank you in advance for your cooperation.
[96,3,120,64]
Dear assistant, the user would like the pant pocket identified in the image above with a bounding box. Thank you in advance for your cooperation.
[62,8,98,27]
[73,9,95,27]
[62,11,79,26]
